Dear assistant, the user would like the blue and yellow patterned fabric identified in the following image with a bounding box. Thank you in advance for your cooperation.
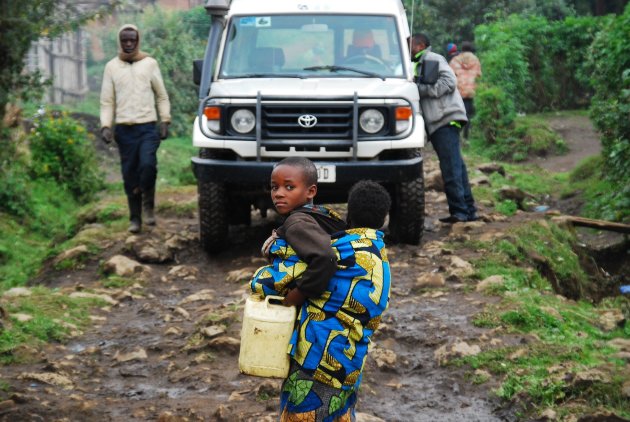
[250,227,391,393]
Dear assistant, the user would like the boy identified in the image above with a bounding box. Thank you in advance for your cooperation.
[251,167,392,421]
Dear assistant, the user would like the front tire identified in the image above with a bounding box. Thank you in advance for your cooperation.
[198,149,228,254]
[389,151,425,245]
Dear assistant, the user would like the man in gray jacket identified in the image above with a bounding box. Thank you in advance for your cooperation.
[411,33,477,223]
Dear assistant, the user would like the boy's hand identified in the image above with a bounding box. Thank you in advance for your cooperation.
[283,288,306,307]
[261,229,278,258]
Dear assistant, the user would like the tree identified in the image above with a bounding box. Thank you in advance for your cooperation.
[0,0,115,127]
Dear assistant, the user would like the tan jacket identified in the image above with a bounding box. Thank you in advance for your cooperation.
[100,56,171,128]
[449,52,482,99]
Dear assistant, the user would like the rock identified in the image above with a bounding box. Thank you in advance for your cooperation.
[257,379,281,397]
[208,336,240,352]
[157,411,187,422]
[450,221,486,235]
[174,307,191,320]
[131,239,173,264]
[498,186,529,207]
[540,408,557,420]
[474,369,492,380]
[52,245,89,266]
[572,368,611,387]
[476,275,505,292]
[477,162,505,176]
[69,292,118,306]
[0,399,16,413]
[18,372,74,389]
[370,347,397,370]
[3,287,32,298]
[226,268,257,283]
[623,381,630,399]
[215,404,230,421]
[415,273,446,288]
[201,325,226,338]
[435,341,481,365]
[597,310,624,331]
[447,256,475,279]
[164,327,183,337]
[11,313,33,322]
[470,175,491,187]
[164,234,190,251]
[356,413,386,422]
[424,170,444,192]
[102,255,150,279]
[114,347,148,363]
[167,265,199,281]
[609,338,630,352]
[179,289,215,305]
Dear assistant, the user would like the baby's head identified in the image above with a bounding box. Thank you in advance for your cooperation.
[270,157,318,216]
[347,180,391,229]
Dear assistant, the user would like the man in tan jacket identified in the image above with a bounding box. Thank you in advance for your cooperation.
[100,24,171,233]
[449,41,482,139]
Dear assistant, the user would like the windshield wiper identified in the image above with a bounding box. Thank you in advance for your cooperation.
[303,65,385,80]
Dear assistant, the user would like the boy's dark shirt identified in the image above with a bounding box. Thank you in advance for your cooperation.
[275,205,347,298]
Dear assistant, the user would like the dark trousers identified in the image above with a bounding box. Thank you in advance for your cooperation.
[430,125,477,221]
[463,98,474,139]
[115,123,160,221]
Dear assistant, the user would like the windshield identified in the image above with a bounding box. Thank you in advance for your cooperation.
[220,14,405,79]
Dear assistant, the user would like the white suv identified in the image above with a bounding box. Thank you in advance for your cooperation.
[192,0,425,253]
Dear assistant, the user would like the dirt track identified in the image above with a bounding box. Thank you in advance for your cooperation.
[0,116,604,421]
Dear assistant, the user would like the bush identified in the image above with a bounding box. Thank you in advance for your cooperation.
[30,113,104,202]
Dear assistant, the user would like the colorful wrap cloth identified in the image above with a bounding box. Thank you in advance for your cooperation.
[251,228,391,420]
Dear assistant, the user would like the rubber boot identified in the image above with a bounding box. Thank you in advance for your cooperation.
[143,187,156,226]
[127,194,142,233]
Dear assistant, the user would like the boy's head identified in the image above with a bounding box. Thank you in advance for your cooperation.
[270,157,318,215]
[347,180,391,229]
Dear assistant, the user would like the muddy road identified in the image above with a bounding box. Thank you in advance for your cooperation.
[1,116,602,421]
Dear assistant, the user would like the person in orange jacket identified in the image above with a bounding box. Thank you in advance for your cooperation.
[449,41,482,139]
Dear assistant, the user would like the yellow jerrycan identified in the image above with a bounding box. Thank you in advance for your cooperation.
[239,294,296,378]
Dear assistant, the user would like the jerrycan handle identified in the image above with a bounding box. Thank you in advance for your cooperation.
[265,295,286,308]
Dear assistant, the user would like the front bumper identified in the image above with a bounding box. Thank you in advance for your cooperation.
[192,156,423,184]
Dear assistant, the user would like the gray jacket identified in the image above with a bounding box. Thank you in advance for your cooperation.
[414,48,468,135]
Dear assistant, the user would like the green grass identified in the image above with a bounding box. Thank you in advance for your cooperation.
[458,220,630,419]
[156,136,198,187]
[0,287,106,363]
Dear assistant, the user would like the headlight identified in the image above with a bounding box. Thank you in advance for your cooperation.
[230,109,255,134]
[359,109,385,134]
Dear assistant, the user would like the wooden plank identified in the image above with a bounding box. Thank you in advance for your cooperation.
[556,215,630,234]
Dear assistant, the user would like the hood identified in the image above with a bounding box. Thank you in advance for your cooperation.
[210,77,417,100]
[118,24,148,62]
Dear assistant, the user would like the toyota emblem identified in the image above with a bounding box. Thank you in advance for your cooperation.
[298,114,318,128]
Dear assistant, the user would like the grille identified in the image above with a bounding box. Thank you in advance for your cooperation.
[262,105,353,139]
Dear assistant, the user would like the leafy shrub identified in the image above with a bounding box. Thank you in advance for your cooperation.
[29,113,103,202]
[0,152,33,218]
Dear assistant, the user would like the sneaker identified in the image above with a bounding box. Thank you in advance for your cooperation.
[438,215,466,224]
[128,220,141,233]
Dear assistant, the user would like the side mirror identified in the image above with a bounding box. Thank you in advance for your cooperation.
[193,59,203,85]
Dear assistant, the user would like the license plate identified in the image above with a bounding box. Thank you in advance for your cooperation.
[316,164,336,183]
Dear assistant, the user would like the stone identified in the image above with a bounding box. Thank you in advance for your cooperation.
[179,289,215,305]
[540,408,557,420]
[598,310,624,331]
[356,413,387,422]
[18,372,74,390]
[476,275,505,292]
[201,325,226,338]
[450,221,486,235]
[132,240,173,264]
[69,292,118,306]
[52,245,89,266]
[3,287,32,298]
[208,336,240,352]
[167,265,199,281]
[102,255,149,279]
[370,347,397,370]
[448,256,475,279]
[11,313,33,322]
[435,341,481,365]
[622,381,630,399]
[470,175,491,187]
[415,272,446,288]
[114,347,148,363]
[609,338,630,352]
[477,162,505,176]
[226,268,257,283]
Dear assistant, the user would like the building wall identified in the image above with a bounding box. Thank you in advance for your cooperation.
[26,30,88,104]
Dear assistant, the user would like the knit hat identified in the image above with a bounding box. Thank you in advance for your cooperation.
[447,43,457,54]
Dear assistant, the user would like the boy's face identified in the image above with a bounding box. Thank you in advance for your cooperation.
[270,164,317,215]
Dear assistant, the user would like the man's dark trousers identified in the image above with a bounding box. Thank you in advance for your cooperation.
[115,123,160,221]
[430,124,476,221]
